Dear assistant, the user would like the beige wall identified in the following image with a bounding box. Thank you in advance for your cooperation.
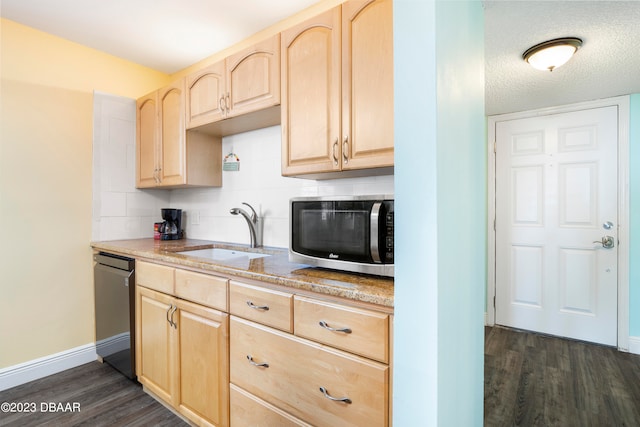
[0,18,170,368]
[0,0,345,369]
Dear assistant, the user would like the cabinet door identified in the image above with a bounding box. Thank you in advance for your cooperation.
[227,34,280,118]
[136,286,176,405]
[281,7,342,176]
[176,299,229,427]
[186,61,226,128]
[136,92,158,188]
[342,0,394,170]
[159,79,186,186]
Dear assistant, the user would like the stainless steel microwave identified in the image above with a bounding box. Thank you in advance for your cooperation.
[289,195,394,277]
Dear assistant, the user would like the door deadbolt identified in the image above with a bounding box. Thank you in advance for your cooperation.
[603,221,614,230]
[593,236,615,249]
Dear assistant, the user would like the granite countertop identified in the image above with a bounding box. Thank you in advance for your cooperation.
[91,238,394,309]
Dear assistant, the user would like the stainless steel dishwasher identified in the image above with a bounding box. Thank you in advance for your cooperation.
[94,252,136,380]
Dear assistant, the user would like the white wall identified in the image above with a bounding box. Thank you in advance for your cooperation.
[171,125,394,248]
[92,92,170,241]
[93,100,393,246]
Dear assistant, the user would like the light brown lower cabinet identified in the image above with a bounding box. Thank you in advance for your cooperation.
[135,261,391,426]
[230,384,312,427]
[230,316,389,427]
[137,286,174,404]
[136,285,229,427]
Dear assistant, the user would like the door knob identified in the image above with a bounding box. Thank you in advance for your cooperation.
[593,236,615,249]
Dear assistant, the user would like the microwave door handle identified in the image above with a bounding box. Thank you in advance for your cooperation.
[371,202,382,263]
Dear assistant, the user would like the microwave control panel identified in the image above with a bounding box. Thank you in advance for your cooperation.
[383,202,394,263]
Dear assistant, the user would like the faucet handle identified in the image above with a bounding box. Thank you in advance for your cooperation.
[242,202,258,222]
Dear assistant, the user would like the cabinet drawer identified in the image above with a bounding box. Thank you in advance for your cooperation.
[136,261,174,294]
[175,269,228,311]
[230,384,312,427]
[294,296,389,363]
[230,317,388,427]
[229,281,293,332]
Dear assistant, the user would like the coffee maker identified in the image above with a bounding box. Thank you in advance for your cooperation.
[160,208,183,240]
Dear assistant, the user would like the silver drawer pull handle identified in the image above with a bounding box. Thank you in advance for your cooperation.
[166,304,174,327]
[169,305,178,329]
[319,320,352,334]
[247,355,269,368]
[247,301,269,311]
[319,386,352,404]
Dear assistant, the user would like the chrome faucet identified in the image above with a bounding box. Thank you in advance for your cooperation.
[230,202,263,248]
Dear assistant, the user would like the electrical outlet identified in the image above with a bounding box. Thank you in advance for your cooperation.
[191,211,200,225]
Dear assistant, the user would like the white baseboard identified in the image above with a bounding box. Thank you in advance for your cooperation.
[484,312,494,326]
[628,336,640,355]
[0,343,97,392]
[96,333,129,357]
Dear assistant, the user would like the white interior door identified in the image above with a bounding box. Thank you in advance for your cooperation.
[495,106,618,346]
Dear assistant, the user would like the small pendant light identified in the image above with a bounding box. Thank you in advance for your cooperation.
[522,37,583,72]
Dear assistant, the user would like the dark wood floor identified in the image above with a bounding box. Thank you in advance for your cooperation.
[0,361,188,427]
[3,329,640,426]
[485,326,640,426]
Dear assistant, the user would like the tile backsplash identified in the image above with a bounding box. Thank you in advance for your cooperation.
[172,125,394,248]
[93,93,393,246]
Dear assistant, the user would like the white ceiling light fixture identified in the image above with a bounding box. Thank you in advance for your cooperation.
[522,37,583,72]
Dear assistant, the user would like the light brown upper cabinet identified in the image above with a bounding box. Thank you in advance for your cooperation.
[186,61,226,128]
[186,35,281,136]
[136,78,222,189]
[137,91,159,188]
[281,0,394,178]
[226,35,281,118]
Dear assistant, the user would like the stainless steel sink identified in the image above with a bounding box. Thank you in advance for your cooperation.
[179,248,270,261]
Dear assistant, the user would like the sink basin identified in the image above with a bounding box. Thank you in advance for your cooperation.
[179,248,270,261]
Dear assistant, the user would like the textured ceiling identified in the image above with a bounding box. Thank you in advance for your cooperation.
[2,1,640,115]
[485,1,640,115]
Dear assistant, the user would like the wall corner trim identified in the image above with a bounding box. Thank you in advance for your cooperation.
[0,344,97,392]
[628,336,640,355]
